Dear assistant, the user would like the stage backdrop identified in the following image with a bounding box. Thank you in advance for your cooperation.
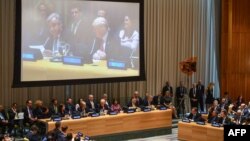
[0,0,220,111]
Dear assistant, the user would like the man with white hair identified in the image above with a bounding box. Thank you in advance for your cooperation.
[90,17,119,60]
[43,13,68,57]
[86,94,98,113]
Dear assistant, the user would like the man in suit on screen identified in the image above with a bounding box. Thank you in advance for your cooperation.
[90,17,119,61]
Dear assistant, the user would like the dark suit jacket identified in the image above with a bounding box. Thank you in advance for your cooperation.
[153,95,165,106]
[162,85,173,95]
[67,19,93,61]
[86,100,98,112]
[196,84,205,98]
[187,113,202,122]
[90,31,120,61]
[7,108,17,121]
[189,88,199,106]
[97,104,110,113]
[176,86,187,100]
[77,107,90,114]
[33,107,50,119]
[22,107,35,124]
[143,100,154,107]
[49,104,59,115]
[127,101,139,108]
[65,103,75,115]
[218,117,231,125]
[208,116,219,123]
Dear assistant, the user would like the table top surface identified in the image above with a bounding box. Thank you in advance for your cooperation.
[178,121,224,130]
[22,59,139,81]
[39,109,171,124]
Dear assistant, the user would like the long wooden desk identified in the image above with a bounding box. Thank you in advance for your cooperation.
[22,59,139,81]
[178,121,223,141]
[40,110,172,140]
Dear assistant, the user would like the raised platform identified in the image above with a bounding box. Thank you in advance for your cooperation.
[40,110,172,140]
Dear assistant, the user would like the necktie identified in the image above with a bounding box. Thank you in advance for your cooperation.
[54,106,58,113]
[99,39,104,52]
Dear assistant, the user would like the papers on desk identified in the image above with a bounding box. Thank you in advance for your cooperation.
[29,45,45,53]
[14,112,24,120]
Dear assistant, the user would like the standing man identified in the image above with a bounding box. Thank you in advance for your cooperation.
[68,4,92,59]
[176,81,187,117]
[189,83,199,109]
[197,80,205,112]
[162,81,173,97]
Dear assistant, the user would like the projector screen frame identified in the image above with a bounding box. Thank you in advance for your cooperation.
[13,0,145,87]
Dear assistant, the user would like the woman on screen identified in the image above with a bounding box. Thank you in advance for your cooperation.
[119,15,139,68]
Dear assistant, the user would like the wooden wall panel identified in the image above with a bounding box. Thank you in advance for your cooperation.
[221,0,250,102]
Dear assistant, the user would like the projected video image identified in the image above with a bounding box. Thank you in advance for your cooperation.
[21,0,140,81]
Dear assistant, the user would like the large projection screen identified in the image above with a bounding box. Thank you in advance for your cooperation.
[13,0,145,87]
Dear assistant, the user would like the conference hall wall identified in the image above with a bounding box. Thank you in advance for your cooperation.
[0,0,218,109]
[221,0,250,102]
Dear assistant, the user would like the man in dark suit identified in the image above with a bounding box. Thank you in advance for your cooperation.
[208,110,219,123]
[47,122,65,141]
[197,80,205,112]
[0,105,9,134]
[49,98,59,115]
[97,99,110,114]
[7,103,19,134]
[86,94,98,113]
[67,4,92,61]
[65,98,75,115]
[90,17,120,61]
[42,13,70,58]
[143,95,154,107]
[176,81,187,117]
[162,81,173,97]
[219,98,229,112]
[22,100,37,126]
[132,91,144,107]
[187,107,202,122]
[189,83,199,109]
[102,93,111,109]
[218,110,231,126]
[153,91,165,107]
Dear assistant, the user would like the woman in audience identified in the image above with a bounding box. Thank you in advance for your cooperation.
[205,83,214,112]
[75,98,84,111]
[58,104,66,117]
[164,91,177,118]
[111,98,122,113]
